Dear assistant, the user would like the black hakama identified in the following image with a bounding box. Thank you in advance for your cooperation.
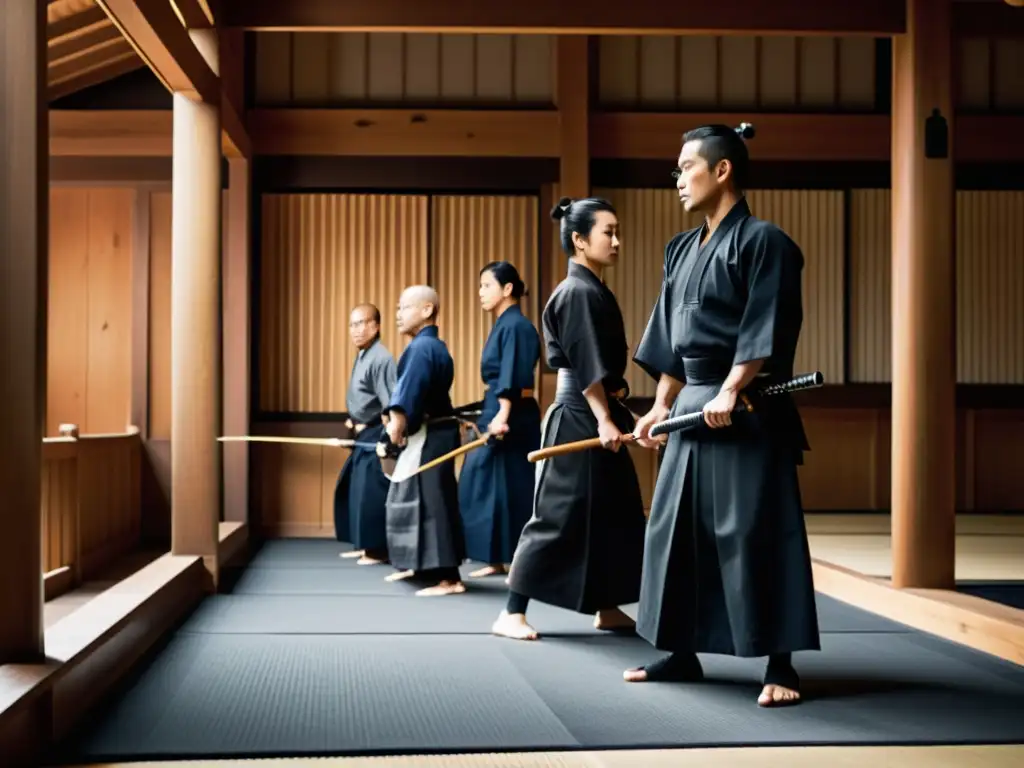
[333,422,390,552]
[384,325,465,577]
[459,306,542,565]
[507,262,647,614]
[385,420,465,573]
[633,197,821,658]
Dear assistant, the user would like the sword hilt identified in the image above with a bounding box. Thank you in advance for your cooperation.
[648,371,824,438]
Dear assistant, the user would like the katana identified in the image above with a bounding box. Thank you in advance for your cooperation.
[648,371,824,438]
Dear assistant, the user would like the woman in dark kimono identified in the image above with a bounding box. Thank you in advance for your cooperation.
[458,262,542,578]
[492,197,647,641]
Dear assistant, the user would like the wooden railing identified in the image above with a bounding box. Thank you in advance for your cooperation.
[41,424,142,599]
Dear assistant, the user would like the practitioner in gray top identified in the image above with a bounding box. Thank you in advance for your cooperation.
[334,303,397,564]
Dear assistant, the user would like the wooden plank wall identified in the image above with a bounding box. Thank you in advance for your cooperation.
[40,433,142,586]
[252,32,1024,113]
[257,194,429,412]
[254,33,555,106]
[47,188,134,436]
[45,31,1024,541]
[252,187,1024,536]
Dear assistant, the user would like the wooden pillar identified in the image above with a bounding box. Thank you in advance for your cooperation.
[890,0,956,589]
[555,36,590,200]
[220,29,250,524]
[171,28,222,582]
[0,0,46,663]
[222,158,250,523]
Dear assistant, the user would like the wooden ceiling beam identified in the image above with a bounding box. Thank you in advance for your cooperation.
[219,0,906,35]
[49,109,1024,164]
[248,109,562,157]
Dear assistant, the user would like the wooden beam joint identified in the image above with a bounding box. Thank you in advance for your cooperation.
[95,0,219,103]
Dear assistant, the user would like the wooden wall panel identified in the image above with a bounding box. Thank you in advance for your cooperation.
[47,187,133,436]
[849,189,891,383]
[598,35,875,110]
[258,193,429,413]
[591,189,844,395]
[850,190,1024,385]
[253,32,554,107]
[957,37,1024,112]
[429,195,540,409]
[76,433,141,579]
[956,191,1024,384]
[591,188,700,397]
[746,190,845,384]
[41,441,78,574]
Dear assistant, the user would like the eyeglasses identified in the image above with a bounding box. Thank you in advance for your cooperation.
[671,168,682,180]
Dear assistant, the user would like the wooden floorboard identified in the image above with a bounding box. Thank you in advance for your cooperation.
[76,744,1024,767]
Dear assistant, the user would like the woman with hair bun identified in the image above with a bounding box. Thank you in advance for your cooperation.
[458,261,542,579]
[492,197,646,641]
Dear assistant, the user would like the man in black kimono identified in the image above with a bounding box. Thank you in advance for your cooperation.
[382,285,466,597]
[334,303,396,564]
[625,124,820,707]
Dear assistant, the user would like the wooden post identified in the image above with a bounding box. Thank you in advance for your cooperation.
[171,28,222,584]
[555,35,590,201]
[890,0,956,589]
[222,158,250,523]
[0,0,46,663]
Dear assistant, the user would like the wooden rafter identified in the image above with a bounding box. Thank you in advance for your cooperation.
[46,0,144,98]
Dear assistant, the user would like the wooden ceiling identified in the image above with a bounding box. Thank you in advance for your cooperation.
[47,0,144,101]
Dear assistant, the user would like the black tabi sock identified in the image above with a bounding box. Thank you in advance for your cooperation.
[506,591,530,615]
[632,652,704,682]
[762,652,800,691]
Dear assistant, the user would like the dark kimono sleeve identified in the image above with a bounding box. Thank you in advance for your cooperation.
[372,355,397,409]
[386,344,431,421]
[494,321,538,400]
[732,226,802,367]
[633,247,688,383]
[561,288,612,391]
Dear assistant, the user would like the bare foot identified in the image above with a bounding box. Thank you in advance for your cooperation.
[416,581,467,597]
[594,607,635,632]
[469,564,509,578]
[357,555,386,565]
[385,569,415,582]
[341,550,364,559]
[758,685,801,707]
[491,610,539,640]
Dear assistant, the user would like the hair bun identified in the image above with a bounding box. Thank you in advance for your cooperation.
[550,196,573,221]
[735,122,756,140]
[520,282,530,298]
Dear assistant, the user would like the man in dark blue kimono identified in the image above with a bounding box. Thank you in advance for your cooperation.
[334,303,396,565]
[625,124,820,707]
[382,285,466,597]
